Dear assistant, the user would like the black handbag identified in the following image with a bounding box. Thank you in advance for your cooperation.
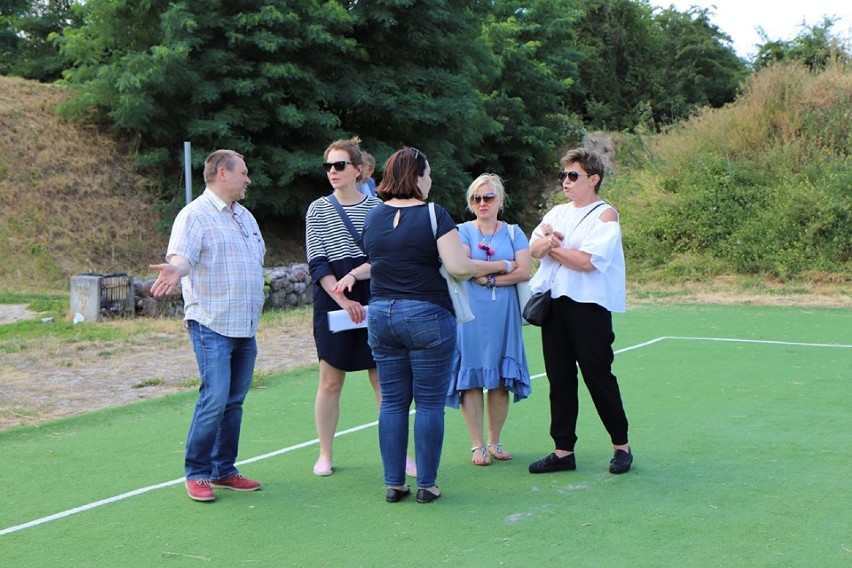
[522,290,551,327]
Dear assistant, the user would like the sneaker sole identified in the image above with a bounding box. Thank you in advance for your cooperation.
[186,490,215,502]
[209,483,261,491]
[529,466,576,474]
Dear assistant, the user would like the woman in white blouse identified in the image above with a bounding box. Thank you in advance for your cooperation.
[526,147,633,476]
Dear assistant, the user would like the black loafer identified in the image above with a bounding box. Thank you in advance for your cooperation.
[415,488,441,503]
[528,452,576,474]
[609,449,633,474]
[385,486,411,503]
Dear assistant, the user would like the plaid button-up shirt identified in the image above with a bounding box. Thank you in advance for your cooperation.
[166,189,266,337]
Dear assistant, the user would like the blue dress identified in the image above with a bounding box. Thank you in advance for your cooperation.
[447,221,532,408]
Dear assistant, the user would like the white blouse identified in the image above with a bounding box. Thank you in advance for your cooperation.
[529,200,626,313]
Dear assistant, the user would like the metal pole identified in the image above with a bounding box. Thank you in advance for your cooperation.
[183,141,192,205]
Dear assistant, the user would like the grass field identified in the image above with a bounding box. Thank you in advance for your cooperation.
[1,304,850,567]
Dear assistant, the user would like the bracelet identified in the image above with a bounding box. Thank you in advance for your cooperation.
[503,260,513,274]
[487,274,496,288]
[348,271,358,281]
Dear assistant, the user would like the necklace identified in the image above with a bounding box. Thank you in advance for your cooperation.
[476,221,498,258]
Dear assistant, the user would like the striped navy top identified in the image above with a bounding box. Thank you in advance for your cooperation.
[306,195,382,280]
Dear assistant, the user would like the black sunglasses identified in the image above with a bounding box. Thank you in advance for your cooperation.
[470,193,497,204]
[559,170,594,182]
[323,160,353,172]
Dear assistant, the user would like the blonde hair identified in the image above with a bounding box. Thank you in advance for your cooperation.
[361,152,376,177]
[465,173,505,214]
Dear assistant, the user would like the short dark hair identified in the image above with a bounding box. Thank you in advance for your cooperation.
[203,149,244,185]
[560,148,605,192]
[376,147,428,200]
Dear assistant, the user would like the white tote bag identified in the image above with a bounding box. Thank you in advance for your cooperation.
[428,203,474,324]
[508,224,532,325]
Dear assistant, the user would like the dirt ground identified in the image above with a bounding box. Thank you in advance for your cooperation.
[0,306,318,430]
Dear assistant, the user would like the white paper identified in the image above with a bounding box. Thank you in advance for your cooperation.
[328,307,369,333]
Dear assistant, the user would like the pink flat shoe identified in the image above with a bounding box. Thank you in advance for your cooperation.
[405,456,417,478]
[313,457,333,477]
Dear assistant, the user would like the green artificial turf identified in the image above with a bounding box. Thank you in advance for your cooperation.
[1,304,850,567]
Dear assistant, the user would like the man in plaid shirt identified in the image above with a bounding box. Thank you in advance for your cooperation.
[150,149,266,502]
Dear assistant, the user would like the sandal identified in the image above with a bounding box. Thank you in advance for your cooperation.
[471,446,491,466]
[487,442,513,461]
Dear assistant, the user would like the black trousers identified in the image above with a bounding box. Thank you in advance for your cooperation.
[541,296,629,451]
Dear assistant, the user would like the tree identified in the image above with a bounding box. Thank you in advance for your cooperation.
[48,0,755,227]
[472,0,583,212]
[563,0,664,131]
[342,0,501,214]
[58,0,368,217]
[0,0,28,75]
[754,18,850,72]
[57,0,506,219]
[654,6,747,124]
[565,0,746,131]
[1,0,81,80]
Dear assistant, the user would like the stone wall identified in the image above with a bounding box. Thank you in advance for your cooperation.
[264,263,313,309]
[132,263,313,317]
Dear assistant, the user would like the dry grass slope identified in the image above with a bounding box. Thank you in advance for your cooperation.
[0,76,168,292]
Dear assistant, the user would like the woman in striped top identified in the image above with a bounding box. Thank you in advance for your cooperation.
[305,138,414,478]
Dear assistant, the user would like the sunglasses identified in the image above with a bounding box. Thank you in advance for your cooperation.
[231,211,249,238]
[470,193,497,204]
[322,161,353,172]
[559,170,594,182]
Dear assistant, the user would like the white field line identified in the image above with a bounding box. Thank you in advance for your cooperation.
[2,335,849,537]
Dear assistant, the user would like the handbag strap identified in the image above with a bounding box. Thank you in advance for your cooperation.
[429,203,450,265]
[573,201,607,234]
[326,194,363,252]
[543,201,607,288]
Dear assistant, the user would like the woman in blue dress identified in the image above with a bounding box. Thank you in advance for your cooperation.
[448,174,532,466]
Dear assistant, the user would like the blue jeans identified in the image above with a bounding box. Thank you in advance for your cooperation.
[367,299,457,488]
[185,321,257,481]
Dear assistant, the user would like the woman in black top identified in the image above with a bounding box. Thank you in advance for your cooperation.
[362,147,477,504]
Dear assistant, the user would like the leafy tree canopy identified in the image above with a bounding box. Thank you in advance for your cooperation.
[0,0,81,80]
[5,0,752,223]
[754,17,850,72]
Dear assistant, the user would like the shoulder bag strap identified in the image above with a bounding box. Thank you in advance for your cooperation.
[545,202,606,289]
[576,201,606,228]
[326,194,363,252]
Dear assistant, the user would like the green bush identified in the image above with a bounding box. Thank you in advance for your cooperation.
[614,63,851,282]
